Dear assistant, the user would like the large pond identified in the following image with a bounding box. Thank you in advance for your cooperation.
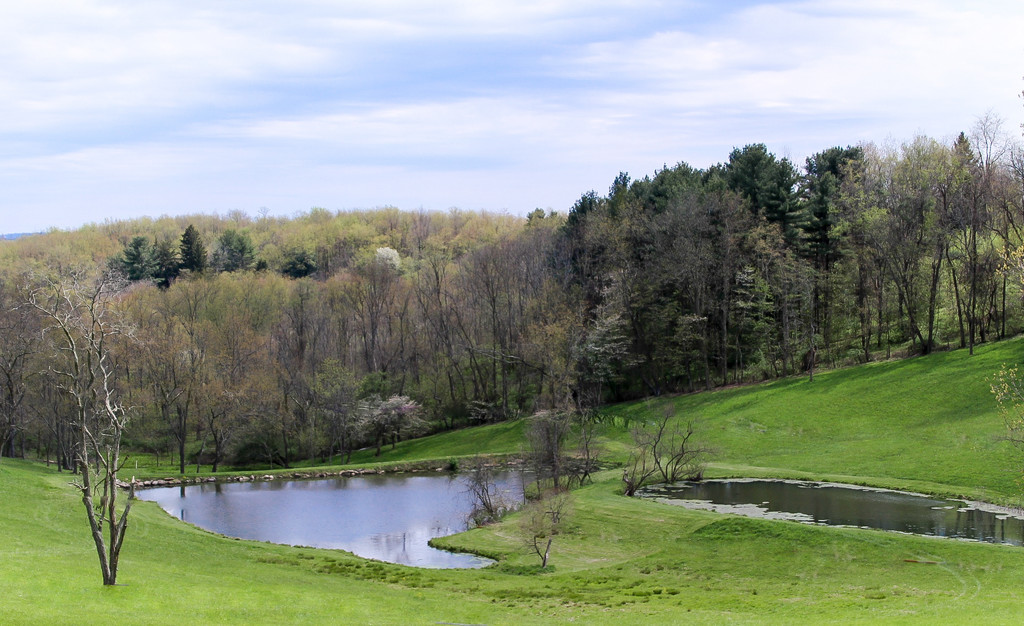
[137,472,523,568]
[639,479,1024,546]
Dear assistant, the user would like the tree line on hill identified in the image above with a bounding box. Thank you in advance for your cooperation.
[1,115,1023,471]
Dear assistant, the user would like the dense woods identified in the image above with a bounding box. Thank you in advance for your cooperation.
[2,119,1023,471]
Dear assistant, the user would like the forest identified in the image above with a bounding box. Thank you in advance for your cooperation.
[2,115,1023,473]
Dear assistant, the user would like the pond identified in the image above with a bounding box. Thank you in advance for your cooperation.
[638,479,1024,546]
[137,471,523,568]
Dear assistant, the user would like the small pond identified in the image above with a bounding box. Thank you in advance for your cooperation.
[137,471,523,568]
[639,479,1024,546]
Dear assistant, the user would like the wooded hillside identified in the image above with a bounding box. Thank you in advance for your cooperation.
[2,120,1023,470]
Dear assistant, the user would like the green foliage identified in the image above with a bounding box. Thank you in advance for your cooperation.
[179,224,208,274]
[4,126,1024,483]
[151,236,180,287]
[280,247,317,278]
[114,235,156,281]
[801,145,862,265]
[991,362,1024,469]
[11,452,1024,623]
[8,331,1024,620]
[726,143,801,244]
[213,229,256,272]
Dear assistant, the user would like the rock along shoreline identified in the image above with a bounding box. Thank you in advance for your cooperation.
[122,455,525,490]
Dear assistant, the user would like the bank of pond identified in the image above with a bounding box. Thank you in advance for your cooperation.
[137,471,524,568]
[137,474,1024,571]
[639,479,1024,546]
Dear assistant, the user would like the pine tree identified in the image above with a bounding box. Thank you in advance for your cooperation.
[152,237,180,288]
[117,236,155,281]
[179,224,208,274]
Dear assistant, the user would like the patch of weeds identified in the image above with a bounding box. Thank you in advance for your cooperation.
[496,563,547,575]
[256,555,300,566]
[312,557,434,588]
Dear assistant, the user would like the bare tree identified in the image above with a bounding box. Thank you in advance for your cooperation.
[29,269,136,585]
[0,276,39,460]
[519,489,572,569]
[463,456,512,526]
[623,403,708,495]
[621,440,660,497]
[571,410,602,486]
[524,410,573,489]
[655,417,709,484]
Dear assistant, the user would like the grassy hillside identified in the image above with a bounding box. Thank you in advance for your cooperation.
[604,337,1024,502]
[7,460,1024,623]
[337,337,1023,502]
[6,338,1024,623]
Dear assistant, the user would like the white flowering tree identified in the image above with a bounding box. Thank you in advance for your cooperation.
[359,394,424,456]
[375,246,401,270]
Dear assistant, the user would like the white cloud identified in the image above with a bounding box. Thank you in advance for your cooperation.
[1,0,1023,233]
[1,2,336,133]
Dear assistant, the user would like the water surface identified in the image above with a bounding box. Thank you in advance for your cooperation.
[640,479,1024,545]
[138,472,523,568]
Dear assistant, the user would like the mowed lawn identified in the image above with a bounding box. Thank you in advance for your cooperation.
[604,338,1024,502]
[5,338,1024,623]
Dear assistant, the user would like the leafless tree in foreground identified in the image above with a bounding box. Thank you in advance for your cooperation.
[29,269,136,585]
[519,489,572,569]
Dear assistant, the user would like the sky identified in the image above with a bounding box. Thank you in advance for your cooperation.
[2,1,1024,234]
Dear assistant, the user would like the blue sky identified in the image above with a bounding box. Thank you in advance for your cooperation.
[2,0,1023,234]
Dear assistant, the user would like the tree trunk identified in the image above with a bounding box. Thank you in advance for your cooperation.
[946,248,966,349]
[924,245,943,354]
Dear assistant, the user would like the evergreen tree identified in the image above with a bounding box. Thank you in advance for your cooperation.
[116,236,156,281]
[801,145,863,269]
[179,224,208,274]
[726,144,801,246]
[152,236,180,288]
[281,248,317,278]
[213,229,256,272]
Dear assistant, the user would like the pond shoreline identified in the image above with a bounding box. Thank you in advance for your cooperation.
[135,466,526,568]
[640,477,1024,546]
[123,455,526,489]
[657,477,1024,517]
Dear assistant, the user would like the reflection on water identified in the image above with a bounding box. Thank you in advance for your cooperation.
[639,479,1024,546]
[137,472,523,568]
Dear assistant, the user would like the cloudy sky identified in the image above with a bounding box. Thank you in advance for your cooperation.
[2,1,1023,234]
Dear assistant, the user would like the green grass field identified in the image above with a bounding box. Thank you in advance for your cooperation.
[5,338,1024,623]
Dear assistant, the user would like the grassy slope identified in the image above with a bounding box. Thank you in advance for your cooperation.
[344,337,1022,500]
[602,338,1024,502]
[6,338,1024,623]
